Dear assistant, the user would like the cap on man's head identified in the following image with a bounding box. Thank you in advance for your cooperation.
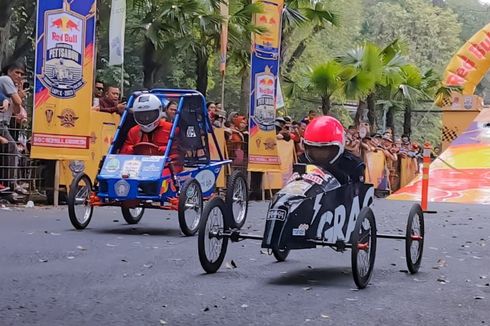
[275,117,286,124]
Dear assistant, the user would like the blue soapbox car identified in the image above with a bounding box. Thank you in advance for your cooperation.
[67,89,248,236]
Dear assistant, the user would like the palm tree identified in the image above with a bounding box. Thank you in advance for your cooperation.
[338,40,407,130]
[393,65,435,136]
[306,60,345,115]
[281,0,339,76]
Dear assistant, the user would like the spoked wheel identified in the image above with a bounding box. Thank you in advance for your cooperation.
[178,179,203,236]
[198,198,229,273]
[121,207,145,225]
[67,173,94,230]
[272,248,290,262]
[225,170,249,229]
[405,204,425,273]
[351,207,377,289]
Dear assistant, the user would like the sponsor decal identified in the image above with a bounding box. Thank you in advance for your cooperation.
[89,132,97,144]
[314,187,375,243]
[186,126,197,137]
[253,66,276,132]
[195,169,216,192]
[105,158,120,173]
[114,179,130,197]
[292,228,305,236]
[32,133,89,149]
[41,11,85,98]
[121,160,141,178]
[141,156,162,162]
[57,108,79,127]
[303,173,324,185]
[287,172,300,184]
[266,209,287,221]
[142,163,160,172]
[45,108,54,124]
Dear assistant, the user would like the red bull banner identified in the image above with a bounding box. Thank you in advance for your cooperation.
[443,23,490,95]
[31,0,97,160]
[248,0,284,172]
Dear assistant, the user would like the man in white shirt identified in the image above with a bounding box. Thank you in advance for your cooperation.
[0,61,28,195]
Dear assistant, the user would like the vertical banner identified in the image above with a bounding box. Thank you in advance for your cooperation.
[109,0,126,66]
[219,0,229,74]
[248,0,283,172]
[31,0,97,160]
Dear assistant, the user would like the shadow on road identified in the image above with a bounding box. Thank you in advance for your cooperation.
[72,226,184,237]
[267,267,352,288]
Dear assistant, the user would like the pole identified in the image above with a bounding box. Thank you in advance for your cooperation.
[421,141,431,211]
[120,64,124,96]
[221,72,226,112]
[53,160,60,207]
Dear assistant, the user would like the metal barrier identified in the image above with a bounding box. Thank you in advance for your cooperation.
[0,118,45,203]
[225,141,248,172]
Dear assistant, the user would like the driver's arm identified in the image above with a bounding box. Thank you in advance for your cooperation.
[120,126,140,154]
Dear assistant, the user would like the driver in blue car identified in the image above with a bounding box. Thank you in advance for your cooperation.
[299,116,365,184]
[120,94,182,173]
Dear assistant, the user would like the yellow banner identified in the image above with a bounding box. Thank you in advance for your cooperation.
[31,1,97,160]
[261,140,295,189]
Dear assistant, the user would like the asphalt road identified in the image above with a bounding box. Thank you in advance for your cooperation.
[0,199,489,326]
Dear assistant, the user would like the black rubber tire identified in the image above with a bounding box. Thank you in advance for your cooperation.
[225,170,249,229]
[351,207,377,289]
[178,179,203,236]
[198,198,229,273]
[121,207,145,225]
[272,248,290,262]
[67,173,93,230]
[405,204,425,274]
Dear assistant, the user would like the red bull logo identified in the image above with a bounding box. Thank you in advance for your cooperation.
[259,78,274,86]
[258,15,277,25]
[50,16,80,32]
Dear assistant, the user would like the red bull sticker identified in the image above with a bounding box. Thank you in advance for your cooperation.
[253,66,276,131]
[40,11,85,98]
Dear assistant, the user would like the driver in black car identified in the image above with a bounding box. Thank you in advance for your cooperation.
[298,115,365,184]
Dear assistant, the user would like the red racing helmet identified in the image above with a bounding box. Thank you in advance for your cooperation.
[303,116,345,165]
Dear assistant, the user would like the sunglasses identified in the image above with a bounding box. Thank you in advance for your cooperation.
[96,87,104,91]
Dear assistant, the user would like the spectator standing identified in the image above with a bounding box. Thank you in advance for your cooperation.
[164,101,177,122]
[345,125,362,157]
[301,109,317,125]
[93,80,104,106]
[0,61,28,195]
[96,86,125,115]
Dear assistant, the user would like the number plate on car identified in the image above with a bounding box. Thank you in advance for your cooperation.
[266,209,287,221]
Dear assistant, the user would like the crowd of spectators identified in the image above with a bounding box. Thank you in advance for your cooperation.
[206,104,429,194]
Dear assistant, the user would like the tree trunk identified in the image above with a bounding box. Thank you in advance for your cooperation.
[142,38,159,89]
[355,100,367,126]
[321,95,331,115]
[284,25,322,76]
[0,2,12,69]
[367,93,376,132]
[386,106,395,135]
[196,50,208,96]
[403,102,412,136]
[240,67,250,114]
[9,1,35,65]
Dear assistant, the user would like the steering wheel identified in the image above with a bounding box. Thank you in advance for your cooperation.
[133,142,161,155]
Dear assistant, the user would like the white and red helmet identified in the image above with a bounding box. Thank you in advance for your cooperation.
[303,116,345,165]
